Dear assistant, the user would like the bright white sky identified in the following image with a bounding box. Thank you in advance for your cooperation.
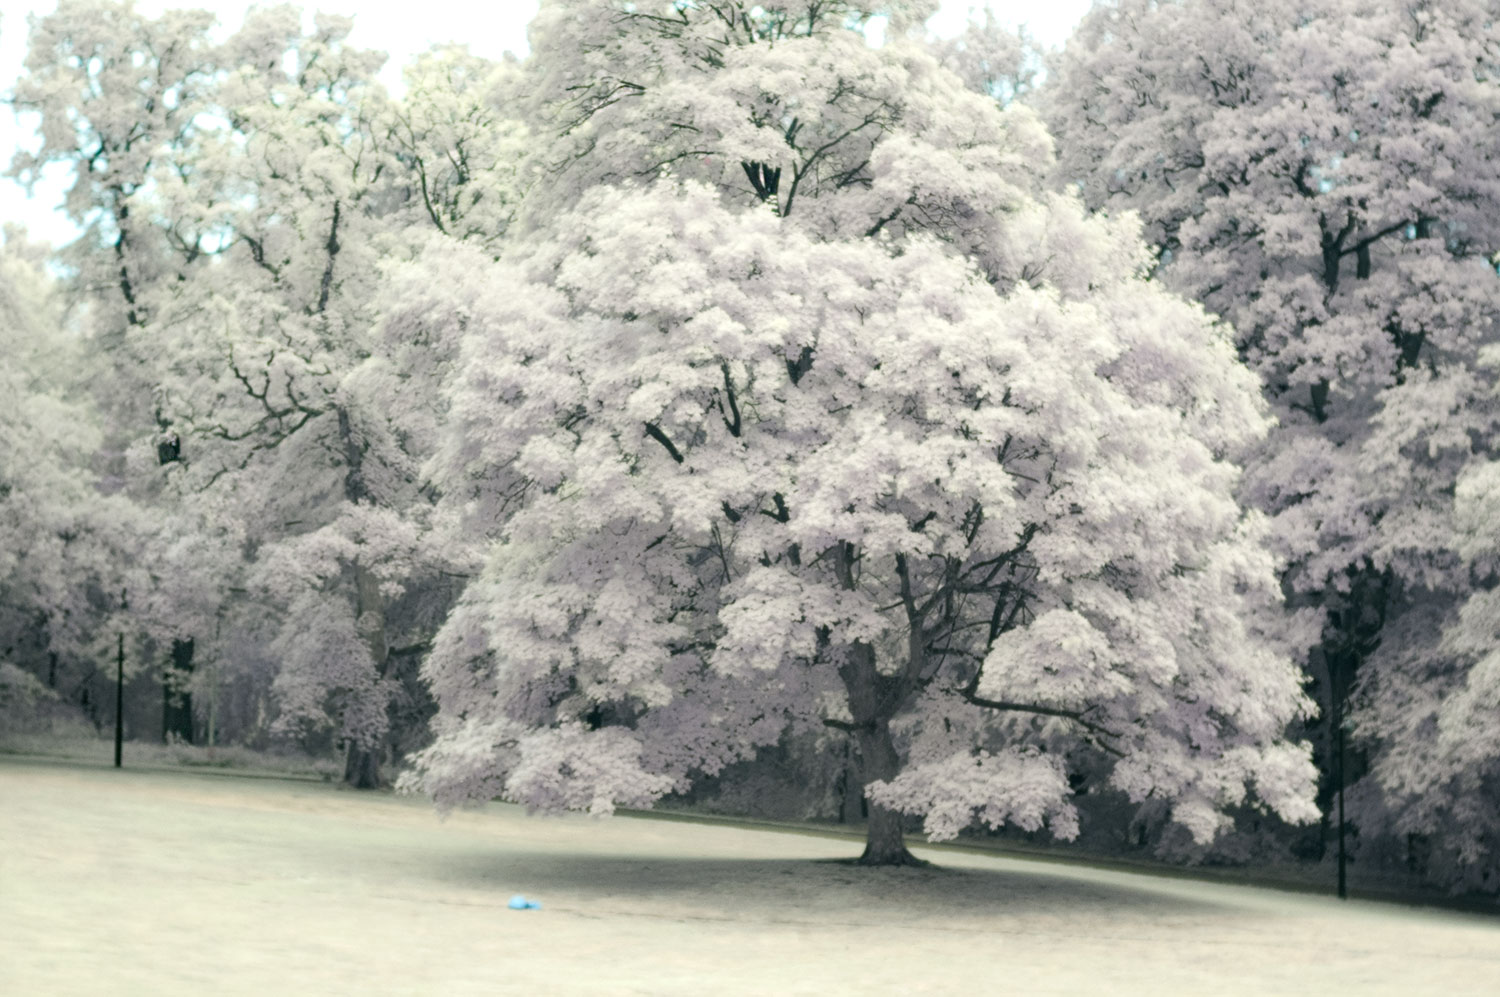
[0,1,1094,248]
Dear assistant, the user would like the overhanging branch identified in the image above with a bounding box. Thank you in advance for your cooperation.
[959,684,1126,758]
[643,422,684,463]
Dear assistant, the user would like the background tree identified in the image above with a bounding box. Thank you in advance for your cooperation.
[381,44,530,252]
[8,0,520,783]
[0,224,150,734]
[925,6,1039,108]
[1353,436,1500,893]
[1042,0,1500,889]
[6,0,239,745]
[401,0,1319,866]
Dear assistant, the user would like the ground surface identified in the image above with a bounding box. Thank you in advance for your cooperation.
[2,756,1496,996]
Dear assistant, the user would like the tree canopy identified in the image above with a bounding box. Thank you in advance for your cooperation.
[1044,0,1500,889]
[400,0,1319,865]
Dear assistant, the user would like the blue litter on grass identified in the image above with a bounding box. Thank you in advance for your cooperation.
[508,894,541,910]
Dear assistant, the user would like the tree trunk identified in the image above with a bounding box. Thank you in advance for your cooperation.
[854,718,923,865]
[114,632,124,768]
[840,734,865,825]
[206,659,217,761]
[338,406,393,790]
[81,680,98,729]
[344,559,389,790]
[343,742,383,789]
[838,636,924,866]
[162,637,194,744]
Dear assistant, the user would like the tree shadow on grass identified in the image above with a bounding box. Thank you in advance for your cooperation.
[423,847,1232,926]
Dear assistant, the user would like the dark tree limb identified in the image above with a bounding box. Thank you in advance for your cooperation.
[908,511,937,532]
[786,345,814,386]
[740,160,781,202]
[960,685,1126,758]
[759,492,790,522]
[643,422,685,463]
[719,361,742,437]
[315,200,342,315]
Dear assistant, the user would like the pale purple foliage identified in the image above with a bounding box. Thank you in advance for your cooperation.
[1044,0,1500,885]
[8,1,517,763]
[401,1,1320,848]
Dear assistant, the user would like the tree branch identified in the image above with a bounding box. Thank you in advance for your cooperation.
[759,492,790,522]
[822,716,875,734]
[719,361,742,437]
[959,685,1126,757]
[315,200,341,315]
[643,422,684,463]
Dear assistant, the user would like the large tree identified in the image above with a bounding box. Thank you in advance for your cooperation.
[400,0,1318,865]
[9,0,518,782]
[1042,0,1500,887]
[0,223,158,734]
[1353,446,1500,892]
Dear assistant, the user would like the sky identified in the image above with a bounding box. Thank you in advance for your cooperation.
[0,0,1095,249]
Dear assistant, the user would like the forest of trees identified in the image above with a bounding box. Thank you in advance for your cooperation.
[1,0,1496,894]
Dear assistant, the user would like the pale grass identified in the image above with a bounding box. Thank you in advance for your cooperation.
[1,756,1496,996]
[0,729,342,781]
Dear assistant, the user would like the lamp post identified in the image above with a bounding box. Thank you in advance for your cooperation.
[1333,665,1347,900]
[114,589,126,769]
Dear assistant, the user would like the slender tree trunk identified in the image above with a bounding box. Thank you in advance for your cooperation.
[162,637,194,744]
[1336,715,1347,900]
[81,682,98,730]
[206,659,217,761]
[343,560,389,790]
[338,407,393,790]
[1331,637,1349,900]
[114,632,124,769]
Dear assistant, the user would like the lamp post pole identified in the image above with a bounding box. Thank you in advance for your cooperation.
[114,589,126,769]
[1330,642,1348,901]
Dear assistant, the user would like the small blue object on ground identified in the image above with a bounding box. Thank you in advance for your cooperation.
[508,894,541,910]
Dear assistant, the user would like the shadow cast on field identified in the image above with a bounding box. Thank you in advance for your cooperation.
[427,848,1229,923]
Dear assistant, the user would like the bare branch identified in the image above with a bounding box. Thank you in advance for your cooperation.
[959,685,1126,758]
[315,200,341,314]
[719,361,742,436]
[643,422,685,463]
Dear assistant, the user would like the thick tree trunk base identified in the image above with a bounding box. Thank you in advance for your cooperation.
[343,745,383,789]
[852,800,929,866]
[819,853,939,869]
[851,847,931,868]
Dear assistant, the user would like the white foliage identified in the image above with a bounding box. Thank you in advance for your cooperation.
[269,594,391,751]
[866,746,1079,842]
[1044,0,1500,884]
[405,2,1318,851]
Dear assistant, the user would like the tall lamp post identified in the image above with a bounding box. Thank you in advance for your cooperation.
[1332,657,1347,900]
[114,589,126,769]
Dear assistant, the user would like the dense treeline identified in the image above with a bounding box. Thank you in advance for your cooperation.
[0,0,1494,895]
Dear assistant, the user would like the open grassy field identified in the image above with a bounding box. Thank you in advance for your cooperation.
[2,755,1496,996]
